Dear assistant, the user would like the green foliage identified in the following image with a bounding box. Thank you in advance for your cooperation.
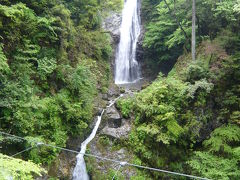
[64,0,100,29]
[188,125,240,180]
[116,98,134,118]
[37,57,57,80]
[0,0,113,172]
[203,124,240,154]
[98,135,110,146]
[183,61,210,83]
[127,42,240,179]
[186,79,214,99]
[0,153,46,180]
[142,0,240,75]
[188,151,240,180]
[100,0,124,16]
[142,0,191,73]
[0,43,9,77]
[126,75,200,178]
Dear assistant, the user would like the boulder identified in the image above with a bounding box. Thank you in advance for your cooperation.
[107,84,120,98]
[105,106,122,128]
[101,119,131,139]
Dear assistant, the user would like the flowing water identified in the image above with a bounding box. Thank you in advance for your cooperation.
[73,0,141,178]
[72,95,123,180]
[115,0,141,84]
[72,110,104,180]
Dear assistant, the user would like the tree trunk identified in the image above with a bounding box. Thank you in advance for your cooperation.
[192,0,196,61]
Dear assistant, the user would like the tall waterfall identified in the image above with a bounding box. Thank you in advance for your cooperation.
[115,0,141,84]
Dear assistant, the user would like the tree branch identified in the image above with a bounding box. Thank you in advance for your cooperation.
[163,0,191,51]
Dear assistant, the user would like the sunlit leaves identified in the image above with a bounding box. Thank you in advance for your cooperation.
[0,153,46,180]
[37,57,57,79]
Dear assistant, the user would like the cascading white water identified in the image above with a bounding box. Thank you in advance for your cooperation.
[72,110,104,180]
[72,95,123,180]
[115,0,141,84]
[73,0,141,178]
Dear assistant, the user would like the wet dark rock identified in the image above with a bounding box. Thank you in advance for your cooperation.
[136,26,145,63]
[120,87,125,93]
[107,106,121,118]
[108,118,122,128]
[97,108,104,116]
[89,116,98,129]
[105,105,122,128]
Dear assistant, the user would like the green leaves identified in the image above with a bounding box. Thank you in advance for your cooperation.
[37,57,57,79]
[188,125,240,180]
[116,98,134,118]
[203,124,240,154]
[0,153,46,180]
[0,43,9,74]
[0,0,112,170]
[188,151,240,180]
[142,0,191,67]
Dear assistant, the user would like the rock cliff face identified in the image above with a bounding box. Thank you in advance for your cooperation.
[102,12,122,44]
[102,12,122,81]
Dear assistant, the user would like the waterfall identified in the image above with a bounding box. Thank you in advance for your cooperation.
[72,0,141,179]
[72,110,104,180]
[115,0,141,84]
[72,95,123,180]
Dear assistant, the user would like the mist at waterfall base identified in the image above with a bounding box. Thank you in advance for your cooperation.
[115,0,141,84]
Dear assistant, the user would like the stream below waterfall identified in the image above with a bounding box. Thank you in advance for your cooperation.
[72,95,123,180]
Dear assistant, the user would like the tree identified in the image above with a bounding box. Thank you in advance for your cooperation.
[192,0,196,61]
[163,0,191,51]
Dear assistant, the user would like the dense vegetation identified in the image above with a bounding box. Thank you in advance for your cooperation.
[142,0,240,75]
[0,153,45,179]
[0,0,122,178]
[117,0,240,179]
[1,0,240,179]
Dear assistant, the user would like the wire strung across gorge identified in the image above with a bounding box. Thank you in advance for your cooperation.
[0,131,210,180]
[11,146,35,157]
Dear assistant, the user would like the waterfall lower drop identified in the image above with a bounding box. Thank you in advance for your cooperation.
[72,110,104,180]
[72,95,123,180]
[115,0,141,84]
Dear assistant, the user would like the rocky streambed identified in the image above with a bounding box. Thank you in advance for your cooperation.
[86,85,140,180]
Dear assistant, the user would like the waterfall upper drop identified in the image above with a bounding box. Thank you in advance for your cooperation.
[115,0,141,84]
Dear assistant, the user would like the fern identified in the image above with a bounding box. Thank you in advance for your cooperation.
[203,124,240,154]
[188,151,240,180]
[0,153,46,180]
[0,43,9,73]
